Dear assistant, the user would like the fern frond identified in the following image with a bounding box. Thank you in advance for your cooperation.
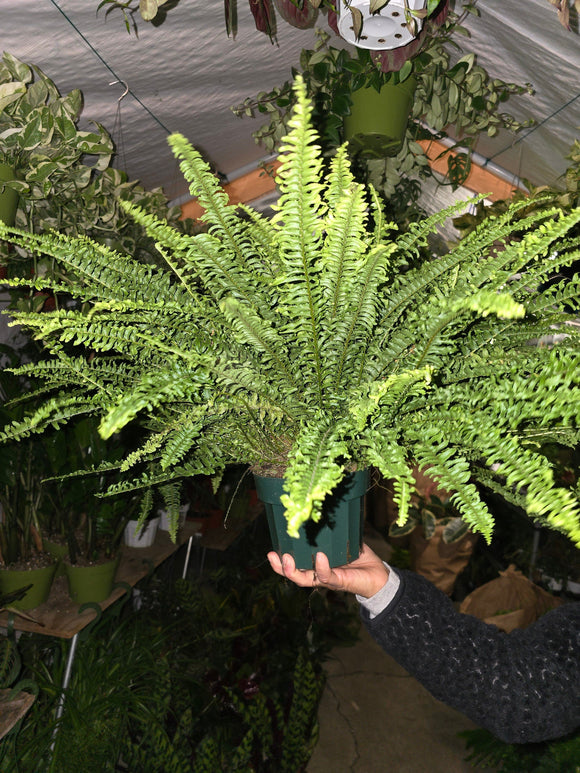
[359,430,415,525]
[410,430,496,542]
[273,75,326,406]
[281,416,350,537]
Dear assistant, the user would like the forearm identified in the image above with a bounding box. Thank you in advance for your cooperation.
[360,569,580,744]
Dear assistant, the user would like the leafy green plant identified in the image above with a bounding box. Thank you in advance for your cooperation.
[1,77,580,548]
[0,346,54,566]
[389,493,470,544]
[233,6,533,194]
[0,52,112,222]
[453,138,580,241]
[461,727,580,772]
[0,52,195,314]
[42,417,140,564]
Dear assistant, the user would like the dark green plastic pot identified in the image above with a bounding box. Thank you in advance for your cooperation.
[344,77,417,158]
[0,163,19,226]
[254,470,368,569]
[65,555,120,605]
[0,562,56,610]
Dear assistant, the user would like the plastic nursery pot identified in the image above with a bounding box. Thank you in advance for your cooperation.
[0,163,19,226]
[43,538,69,578]
[65,555,120,605]
[124,516,160,548]
[343,76,417,158]
[254,470,369,570]
[337,0,426,50]
[0,562,57,610]
[159,504,189,532]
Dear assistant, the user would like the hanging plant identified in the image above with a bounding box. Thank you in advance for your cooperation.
[274,0,319,29]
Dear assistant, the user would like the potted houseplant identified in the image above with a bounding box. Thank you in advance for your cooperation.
[0,52,196,315]
[0,349,57,609]
[40,415,140,603]
[233,5,533,192]
[0,52,113,232]
[0,77,579,569]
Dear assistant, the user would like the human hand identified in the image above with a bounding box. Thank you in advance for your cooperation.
[267,543,389,599]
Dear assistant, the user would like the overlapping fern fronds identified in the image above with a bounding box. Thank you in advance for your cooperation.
[1,76,580,545]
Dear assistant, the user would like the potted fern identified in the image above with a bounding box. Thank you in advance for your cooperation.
[0,77,579,571]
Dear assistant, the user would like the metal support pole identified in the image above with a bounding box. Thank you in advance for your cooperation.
[51,632,79,751]
[182,535,193,579]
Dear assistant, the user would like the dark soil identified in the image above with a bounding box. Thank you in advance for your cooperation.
[1,553,55,572]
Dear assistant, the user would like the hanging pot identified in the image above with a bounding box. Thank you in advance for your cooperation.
[254,470,368,569]
[344,76,417,158]
[0,562,56,610]
[65,554,120,605]
[371,0,449,72]
[337,0,427,50]
[273,0,318,29]
[0,164,19,226]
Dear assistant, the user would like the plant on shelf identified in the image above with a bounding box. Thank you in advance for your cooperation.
[0,76,579,564]
[42,416,139,567]
[0,348,53,571]
[233,14,533,201]
[0,52,193,313]
[453,137,580,240]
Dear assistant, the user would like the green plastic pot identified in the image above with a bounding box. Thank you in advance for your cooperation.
[65,555,120,605]
[343,77,417,158]
[0,163,19,226]
[0,562,56,610]
[254,470,368,569]
[43,538,69,578]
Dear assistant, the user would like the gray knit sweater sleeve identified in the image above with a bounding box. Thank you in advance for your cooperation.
[360,569,580,744]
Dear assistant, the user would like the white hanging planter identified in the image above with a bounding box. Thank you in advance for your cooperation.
[337,0,427,50]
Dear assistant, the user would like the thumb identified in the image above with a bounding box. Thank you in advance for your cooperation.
[314,552,333,583]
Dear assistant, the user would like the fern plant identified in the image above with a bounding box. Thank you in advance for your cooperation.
[0,76,579,547]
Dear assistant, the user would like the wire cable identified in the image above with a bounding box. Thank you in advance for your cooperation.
[48,0,173,136]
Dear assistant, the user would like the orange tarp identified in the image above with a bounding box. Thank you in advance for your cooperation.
[180,142,519,220]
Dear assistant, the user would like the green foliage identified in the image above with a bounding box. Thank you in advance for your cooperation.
[453,137,580,240]
[389,494,470,544]
[0,52,195,312]
[1,526,358,772]
[1,77,580,547]
[232,10,534,195]
[462,727,580,772]
[0,344,137,565]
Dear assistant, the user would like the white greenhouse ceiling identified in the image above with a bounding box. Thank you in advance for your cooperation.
[2,0,580,205]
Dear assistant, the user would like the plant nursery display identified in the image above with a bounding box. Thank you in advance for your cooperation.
[0,77,579,569]
[98,0,577,39]
[233,12,533,197]
[1,524,359,771]
[0,52,193,314]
